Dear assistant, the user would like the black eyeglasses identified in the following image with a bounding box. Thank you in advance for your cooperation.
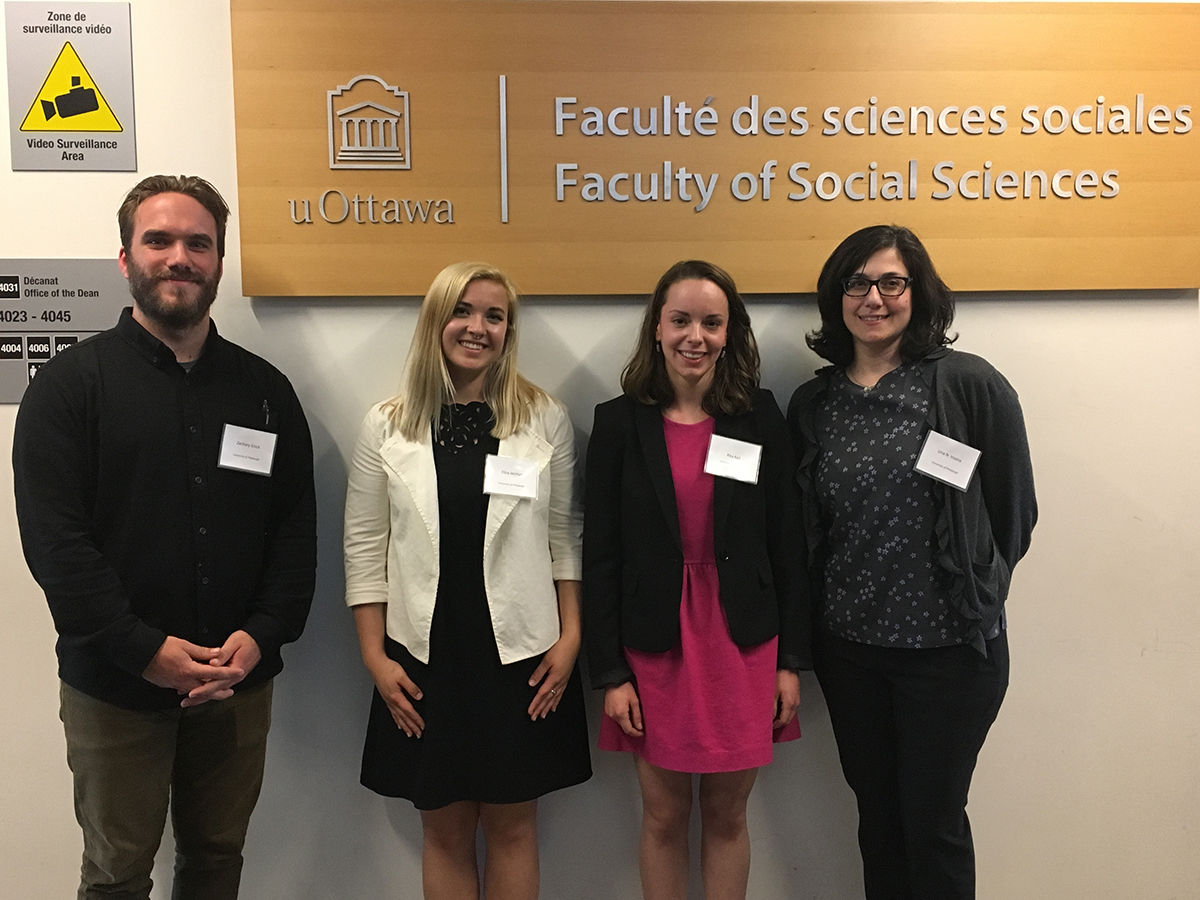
[842,275,912,299]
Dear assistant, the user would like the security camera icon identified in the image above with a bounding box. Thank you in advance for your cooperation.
[42,77,98,120]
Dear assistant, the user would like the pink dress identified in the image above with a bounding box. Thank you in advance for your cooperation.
[598,416,800,772]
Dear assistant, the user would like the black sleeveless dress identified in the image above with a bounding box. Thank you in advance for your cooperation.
[360,403,592,809]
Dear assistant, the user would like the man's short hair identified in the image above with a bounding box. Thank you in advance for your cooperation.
[117,175,231,259]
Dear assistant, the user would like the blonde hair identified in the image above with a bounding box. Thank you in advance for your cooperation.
[385,261,546,441]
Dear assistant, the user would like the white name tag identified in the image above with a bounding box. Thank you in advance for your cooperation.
[218,424,277,476]
[483,454,539,499]
[914,429,981,492]
[703,434,762,484]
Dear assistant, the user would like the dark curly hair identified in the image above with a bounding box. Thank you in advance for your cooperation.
[621,260,760,416]
[807,224,956,366]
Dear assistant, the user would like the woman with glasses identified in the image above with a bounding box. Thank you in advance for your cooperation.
[344,262,591,900]
[787,225,1036,900]
[585,260,807,900]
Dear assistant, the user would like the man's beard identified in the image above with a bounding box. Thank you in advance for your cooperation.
[127,256,220,331]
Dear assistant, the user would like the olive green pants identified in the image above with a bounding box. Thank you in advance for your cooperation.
[59,680,272,900]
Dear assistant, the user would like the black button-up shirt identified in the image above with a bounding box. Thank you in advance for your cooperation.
[13,308,317,709]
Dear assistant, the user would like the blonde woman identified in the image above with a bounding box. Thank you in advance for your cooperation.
[344,262,591,900]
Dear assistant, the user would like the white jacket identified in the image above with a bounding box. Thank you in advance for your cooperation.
[343,397,582,665]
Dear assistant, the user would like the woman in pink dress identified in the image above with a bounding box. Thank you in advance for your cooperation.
[583,260,810,900]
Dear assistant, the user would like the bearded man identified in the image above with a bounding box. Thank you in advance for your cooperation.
[12,175,317,900]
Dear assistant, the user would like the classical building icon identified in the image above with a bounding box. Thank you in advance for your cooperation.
[327,75,410,170]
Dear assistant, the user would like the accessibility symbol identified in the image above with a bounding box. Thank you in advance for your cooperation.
[19,42,121,133]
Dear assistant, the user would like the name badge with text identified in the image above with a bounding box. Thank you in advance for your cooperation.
[914,430,981,492]
[483,455,539,499]
[703,434,762,484]
[218,424,277,476]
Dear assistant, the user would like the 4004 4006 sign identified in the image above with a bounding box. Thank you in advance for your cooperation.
[288,190,455,225]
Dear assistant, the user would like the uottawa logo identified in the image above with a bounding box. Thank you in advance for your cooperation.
[285,76,451,229]
[327,75,410,170]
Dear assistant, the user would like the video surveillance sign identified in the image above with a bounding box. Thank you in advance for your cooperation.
[5,2,135,171]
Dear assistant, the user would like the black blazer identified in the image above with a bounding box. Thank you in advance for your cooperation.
[582,390,811,689]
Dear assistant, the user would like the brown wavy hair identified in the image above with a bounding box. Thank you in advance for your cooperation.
[118,175,230,259]
[621,260,760,416]
[807,224,956,367]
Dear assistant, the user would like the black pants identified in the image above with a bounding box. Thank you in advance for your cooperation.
[814,631,1009,900]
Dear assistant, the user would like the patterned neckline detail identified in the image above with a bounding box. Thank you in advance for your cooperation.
[436,402,494,454]
[841,361,910,393]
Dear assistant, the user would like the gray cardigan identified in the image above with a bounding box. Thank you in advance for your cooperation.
[787,348,1037,653]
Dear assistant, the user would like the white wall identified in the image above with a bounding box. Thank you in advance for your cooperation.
[2,3,1198,899]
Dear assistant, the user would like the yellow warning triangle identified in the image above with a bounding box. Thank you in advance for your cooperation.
[20,42,122,133]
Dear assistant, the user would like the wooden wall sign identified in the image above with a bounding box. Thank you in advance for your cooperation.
[231,1,1200,295]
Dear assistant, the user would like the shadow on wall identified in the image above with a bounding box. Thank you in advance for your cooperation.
[212,293,868,899]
